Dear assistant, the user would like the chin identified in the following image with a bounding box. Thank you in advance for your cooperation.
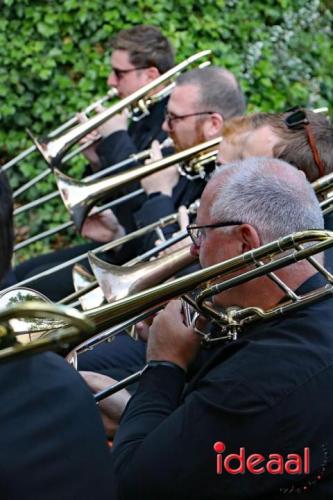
[173,141,182,153]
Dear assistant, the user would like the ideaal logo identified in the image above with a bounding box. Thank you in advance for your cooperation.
[213,441,328,494]
[213,441,310,475]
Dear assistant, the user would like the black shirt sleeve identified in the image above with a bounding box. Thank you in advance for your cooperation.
[111,361,289,500]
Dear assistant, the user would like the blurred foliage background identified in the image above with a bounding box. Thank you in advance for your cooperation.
[0,0,332,263]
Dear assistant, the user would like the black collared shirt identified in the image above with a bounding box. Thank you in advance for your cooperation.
[112,274,333,499]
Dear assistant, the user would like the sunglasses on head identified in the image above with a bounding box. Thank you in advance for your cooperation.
[285,108,325,178]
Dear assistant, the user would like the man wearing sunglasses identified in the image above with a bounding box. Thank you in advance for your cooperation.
[81,24,174,173]
[14,25,175,296]
[111,157,333,499]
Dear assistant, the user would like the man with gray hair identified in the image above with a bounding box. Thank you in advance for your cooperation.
[110,157,333,499]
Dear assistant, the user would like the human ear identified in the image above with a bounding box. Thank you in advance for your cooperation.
[203,113,224,139]
[238,224,261,253]
[146,66,160,82]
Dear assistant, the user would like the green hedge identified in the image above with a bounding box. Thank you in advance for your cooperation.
[1,0,332,261]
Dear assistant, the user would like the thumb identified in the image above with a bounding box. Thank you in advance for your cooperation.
[150,140,163,161]
[77,112,88,123]
[178,205,190,231]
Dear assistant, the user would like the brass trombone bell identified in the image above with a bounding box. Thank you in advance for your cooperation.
[31,50,212,166]
[0,287,62,344]
[72,264,106,310]
[0,302,95,362]
[55,136,221,231]
[88,244,195,303]
[1,88,118,173]
[13,137,173,211]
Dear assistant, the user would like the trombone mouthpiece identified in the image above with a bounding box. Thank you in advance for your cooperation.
[161,137,174,149]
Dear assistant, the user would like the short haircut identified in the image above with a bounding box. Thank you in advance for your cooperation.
[0,170,14,281]
[210,157,324,245]
[175,66,246,119]
[223,111,333,181]
[109,25,174,74]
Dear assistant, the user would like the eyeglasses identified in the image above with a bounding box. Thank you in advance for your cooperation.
[285,109,325,178]
[164,110,214,130]
[112,66,149,80]
[186,221,243,247]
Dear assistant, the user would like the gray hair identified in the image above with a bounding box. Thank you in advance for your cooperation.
[176,66,246,119]
[210,157,323,244]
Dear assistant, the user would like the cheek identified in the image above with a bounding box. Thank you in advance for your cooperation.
[190,243,199,257]
[199,238,219,268]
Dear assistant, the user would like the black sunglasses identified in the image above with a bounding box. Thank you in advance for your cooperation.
[187,221,243,246]
[285,109,325,178]
[112,66,149,80]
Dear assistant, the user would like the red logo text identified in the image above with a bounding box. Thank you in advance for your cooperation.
[214,441,310,475]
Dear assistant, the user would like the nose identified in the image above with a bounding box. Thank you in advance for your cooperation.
[107,72,117,87]
[162,117,170,133]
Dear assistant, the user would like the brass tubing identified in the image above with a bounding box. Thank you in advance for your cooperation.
[31,51,211,166]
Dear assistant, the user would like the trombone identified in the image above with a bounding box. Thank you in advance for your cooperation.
[2,229,333,366]
[14,137,217,250]
[70,228,333,364]
[2,88,118,173]
[30,50,211,167]
[67,230,192,309]
[312,172,333,216]
[54,137,220,232]
[13,138,173,215]
[13,60,211,201]
[7,202,198,292]
[0,301,94,361]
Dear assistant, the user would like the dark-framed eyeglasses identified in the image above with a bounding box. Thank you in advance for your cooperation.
[285,108,325,178]
[186,221,243,247]
[164,110,214,130]
[112,66,149,80]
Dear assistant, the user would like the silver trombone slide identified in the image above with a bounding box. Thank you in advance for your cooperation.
[10,208,192,291]
[95,366,148,402]
[13,137,172,212]
[320,197,333,216]
[14,188,143,252]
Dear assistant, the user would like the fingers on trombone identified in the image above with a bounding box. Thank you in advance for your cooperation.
[145,139,163,164]
[177,205,190,231]
[94,103,106,114]
[81,208,124,243]
[77,112,101,142]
